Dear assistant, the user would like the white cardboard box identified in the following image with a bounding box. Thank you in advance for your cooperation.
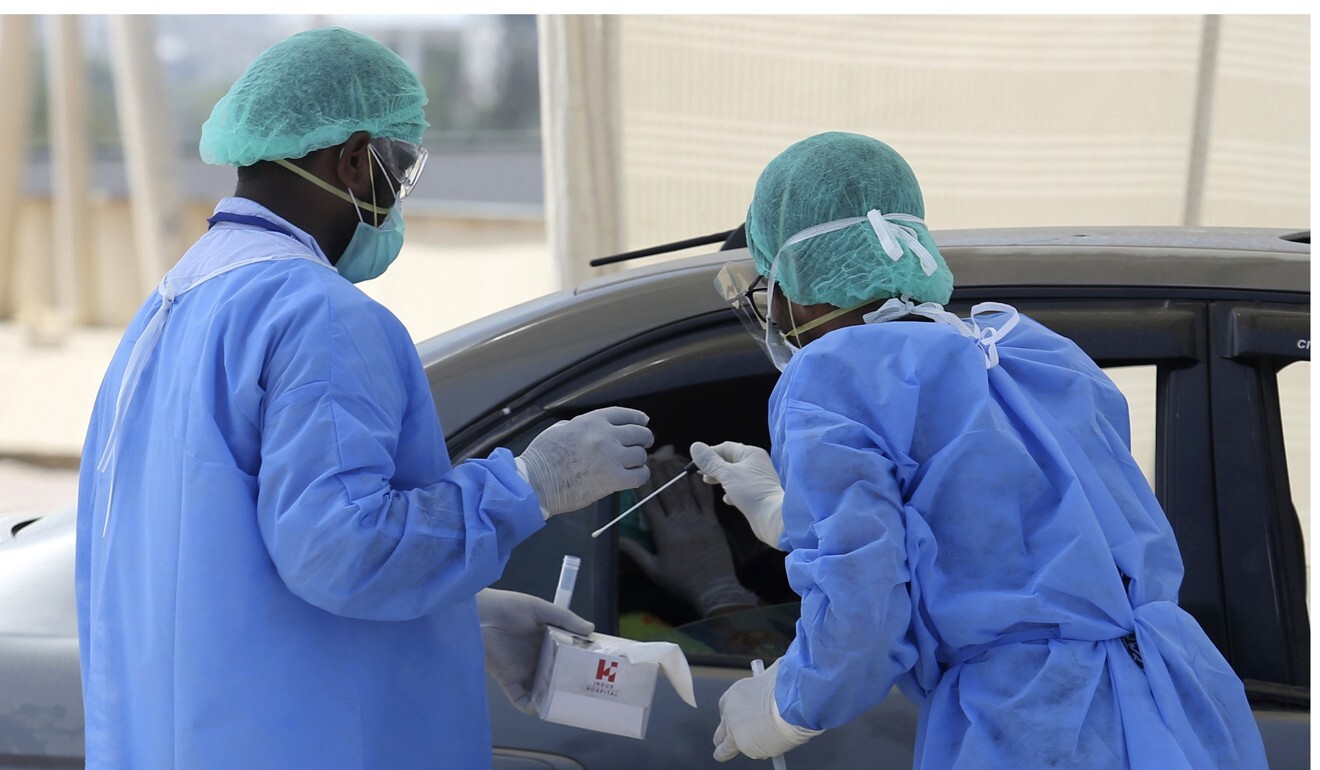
[529,626,662,739]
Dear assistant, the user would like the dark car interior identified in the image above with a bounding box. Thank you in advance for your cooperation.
[484,327,799,666]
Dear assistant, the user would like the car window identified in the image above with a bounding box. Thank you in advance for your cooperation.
[601,373,791,666]
[1277,360,1310,604]
[611,478,796,665]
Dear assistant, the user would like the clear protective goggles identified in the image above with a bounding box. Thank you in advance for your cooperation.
[715,260,800,371]
[716,259,868,372]
[369,137,428,200]
[716,261,770,338]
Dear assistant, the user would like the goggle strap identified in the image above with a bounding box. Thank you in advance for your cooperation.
[784,302,867,338]
[274,158,391,217]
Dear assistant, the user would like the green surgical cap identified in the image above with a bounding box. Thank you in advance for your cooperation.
[199,27,429,167]
[746,131,953,308]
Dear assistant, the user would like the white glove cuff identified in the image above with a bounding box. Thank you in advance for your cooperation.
[750,492,786,548]
[513,456,554,520]
[694,576,760,617]
[770,692,825,741]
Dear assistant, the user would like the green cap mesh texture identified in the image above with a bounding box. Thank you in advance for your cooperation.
[746,131,953,307]
[199,27,428,167]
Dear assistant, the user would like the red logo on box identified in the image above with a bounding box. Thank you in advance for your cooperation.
[595,659,618,683]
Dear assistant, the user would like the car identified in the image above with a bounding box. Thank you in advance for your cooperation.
[0,226,1309,769]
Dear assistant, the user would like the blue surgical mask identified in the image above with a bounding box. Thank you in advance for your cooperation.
[336,201,405,283]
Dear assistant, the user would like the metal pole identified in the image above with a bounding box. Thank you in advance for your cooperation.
[0,15,35,319]
[46,14,92,332]
[1183,14,1221,227]
[538,14,625,289]
[108,14,182,299]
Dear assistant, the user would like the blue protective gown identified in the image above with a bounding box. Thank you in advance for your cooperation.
[75,197,545,769]
[768,311,1267,769]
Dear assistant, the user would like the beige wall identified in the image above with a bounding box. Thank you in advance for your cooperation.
[618,14,1309,249]
[1202,16,1310,226]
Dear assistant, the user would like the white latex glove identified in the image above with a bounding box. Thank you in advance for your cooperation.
[477,588,594,715]
[712,658,822,762]
[690,441,785,548]
[516,407,653,518]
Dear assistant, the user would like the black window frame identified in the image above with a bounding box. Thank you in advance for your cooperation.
[1206,301,1310,696]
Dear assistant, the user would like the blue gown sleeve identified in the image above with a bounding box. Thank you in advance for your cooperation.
[255,280,544,621]
[771,360,921,731]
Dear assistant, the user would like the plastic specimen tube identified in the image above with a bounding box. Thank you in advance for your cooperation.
[553,554,581,609]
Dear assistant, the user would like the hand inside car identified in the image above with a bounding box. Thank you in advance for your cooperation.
[618,448,759,618]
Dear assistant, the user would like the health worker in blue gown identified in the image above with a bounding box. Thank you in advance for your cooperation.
[76,27,653,770]
[692,131,1267,768]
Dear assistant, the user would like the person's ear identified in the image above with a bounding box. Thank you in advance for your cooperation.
[334,131,375,200]
[769,283,798,330]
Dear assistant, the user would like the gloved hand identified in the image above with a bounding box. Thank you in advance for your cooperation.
[516,407,653,518]
[712,658,822,762]
[690,441,785,548]
[617,448,759,617]
[476,588,594,715]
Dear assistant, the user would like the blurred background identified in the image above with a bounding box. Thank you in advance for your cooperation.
[0,14,1309,526]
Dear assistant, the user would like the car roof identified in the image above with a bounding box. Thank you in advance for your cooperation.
[420,226,1309,439]
[926,226,1309,293]
[578,226,1310,295]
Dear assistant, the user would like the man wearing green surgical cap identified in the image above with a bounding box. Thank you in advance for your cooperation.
[695,132,1266,767]
[76,27,654,769]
